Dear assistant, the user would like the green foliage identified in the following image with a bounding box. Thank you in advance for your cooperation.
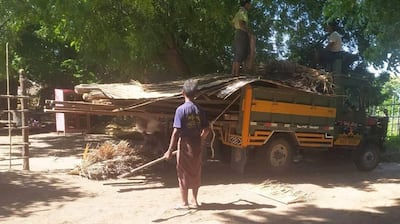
[382,77,400,101]
[0,0,397,96]
[381,136,400,162]
[323,0,400,73]
[385,136,400,150]
[380,77,400,137]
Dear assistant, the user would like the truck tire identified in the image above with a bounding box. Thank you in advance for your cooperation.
[353,143,380,171]
[265,137,294,172]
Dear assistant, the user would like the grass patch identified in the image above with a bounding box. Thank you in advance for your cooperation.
[382,136,400,162]
[385,136,400,151]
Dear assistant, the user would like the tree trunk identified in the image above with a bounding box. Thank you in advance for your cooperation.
[163,35,191,77]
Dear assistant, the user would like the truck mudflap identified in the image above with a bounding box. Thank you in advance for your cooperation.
[230,147,247,174]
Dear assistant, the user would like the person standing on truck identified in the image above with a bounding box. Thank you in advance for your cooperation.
[231,0,254,76]
[164,79,209,210]
[315,20,343,70]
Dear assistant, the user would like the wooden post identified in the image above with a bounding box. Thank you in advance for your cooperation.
[19,69,30,170]
[6,42,12,169]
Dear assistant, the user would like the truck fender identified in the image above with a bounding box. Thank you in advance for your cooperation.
[262,131,298,147]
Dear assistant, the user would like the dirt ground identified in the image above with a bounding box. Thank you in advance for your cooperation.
[1,132,400,224]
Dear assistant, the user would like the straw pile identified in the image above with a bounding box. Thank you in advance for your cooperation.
[75,140,160,180]
[257,60,334,94]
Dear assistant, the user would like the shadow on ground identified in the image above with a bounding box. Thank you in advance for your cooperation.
[28,133,114,157]
[0,132,114,160]
[216,198,400,224]
[0,171,91,219]
[108,148,400,195]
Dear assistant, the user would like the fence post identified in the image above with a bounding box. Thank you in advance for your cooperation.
[19,69,30,170]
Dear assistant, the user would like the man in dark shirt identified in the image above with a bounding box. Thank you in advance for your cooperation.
[164,79,209,209]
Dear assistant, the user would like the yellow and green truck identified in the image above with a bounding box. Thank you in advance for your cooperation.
[212,74,388,173]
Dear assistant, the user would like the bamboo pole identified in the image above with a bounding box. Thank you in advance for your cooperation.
[19,69,29,170]
[118,151,177,179]
[6,42,12,169]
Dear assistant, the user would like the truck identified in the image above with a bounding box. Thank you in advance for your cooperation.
[211,73,388,173]
[46,62,388,174]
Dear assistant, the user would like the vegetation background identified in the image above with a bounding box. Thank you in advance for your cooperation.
[0,0,399,148]
[1,1,399,82]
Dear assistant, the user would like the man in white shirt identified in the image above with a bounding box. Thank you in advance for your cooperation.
[317,21,344,71]
[326,22,343,52]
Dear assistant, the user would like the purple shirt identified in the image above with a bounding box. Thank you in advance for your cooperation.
[173,101,208,138]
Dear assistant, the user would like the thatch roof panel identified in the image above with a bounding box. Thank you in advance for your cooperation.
[74,71,330,102]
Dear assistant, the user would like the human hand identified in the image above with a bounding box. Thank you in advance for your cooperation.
[164,150,172,160]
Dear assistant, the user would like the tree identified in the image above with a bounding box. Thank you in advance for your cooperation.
[0,0,398,88]
[38,0,241,81]
[323,0,400,73]
[382,76,400,103]
[378,76,400,136]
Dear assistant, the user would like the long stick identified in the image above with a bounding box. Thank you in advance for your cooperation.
[118,151,177,179]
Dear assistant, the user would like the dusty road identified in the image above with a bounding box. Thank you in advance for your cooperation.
[1,133,399,224]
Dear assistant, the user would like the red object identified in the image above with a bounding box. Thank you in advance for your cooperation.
[367,117,377,126]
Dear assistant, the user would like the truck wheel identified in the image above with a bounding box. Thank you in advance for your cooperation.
[265,137,294,172]
[353,143,380,171]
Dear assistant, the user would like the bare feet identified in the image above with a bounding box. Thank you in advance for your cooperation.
[174,203,190,210]
[191,200,201,209]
